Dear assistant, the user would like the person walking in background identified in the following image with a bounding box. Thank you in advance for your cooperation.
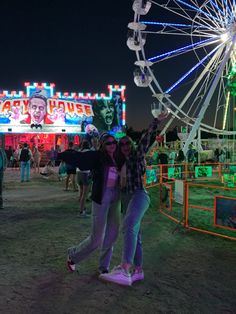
[77,140,92,217]
[225,147,231,166]
[150,149,158,165]
[158,148,169,179]
[32,146,41,173]
[66,134,121,275]
[219,148,226,163]
[0,147,8,209]
[18,143,33,182]
[100,112,168,286]
[186,144,195,179]
[5,146,14,167]
[59,142,77,191]
[90,137,100,151]
[48,147,57,167]
[176,149,185,179]
[176,149,185,163]
[214,148,220,162]
[168,147,176,165]
[58,160,67,181]
[12,147,20,169]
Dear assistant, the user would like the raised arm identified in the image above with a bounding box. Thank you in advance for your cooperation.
[75,150,100,170]
[58,150,100,170]
[137,111,168,158]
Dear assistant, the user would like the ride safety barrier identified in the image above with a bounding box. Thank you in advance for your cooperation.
[144,162,236,240]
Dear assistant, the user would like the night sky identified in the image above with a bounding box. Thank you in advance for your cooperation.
[0,0,155,131]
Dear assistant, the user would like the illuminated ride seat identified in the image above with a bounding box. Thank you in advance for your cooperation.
[151,101,170,119]
[132,0,151,15]
[126,30,146,51]
[133,68,152,87]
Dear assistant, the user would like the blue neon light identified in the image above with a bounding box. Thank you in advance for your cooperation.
[176,0,222,23]
[165,42,224,94]
[141,21,208,29]
[141,21,192,27]
[148,37,216,62]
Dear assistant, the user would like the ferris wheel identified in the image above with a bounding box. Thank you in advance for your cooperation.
[127,0,236,153]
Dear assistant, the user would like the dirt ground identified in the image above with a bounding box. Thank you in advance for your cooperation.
[0,168,236,314]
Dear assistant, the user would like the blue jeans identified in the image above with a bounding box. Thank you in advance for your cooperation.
[20,161,31,181]
[68,187,121,272]
[121,189,150,267]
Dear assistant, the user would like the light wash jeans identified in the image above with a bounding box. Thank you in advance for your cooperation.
[20,161,31,182]
[121,189,150,267]
[68,187,121,272]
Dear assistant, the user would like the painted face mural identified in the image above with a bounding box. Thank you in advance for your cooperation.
[92,99,117,131]
[0,83,125,134]
[28,97,47,124]
[99,100,114,127]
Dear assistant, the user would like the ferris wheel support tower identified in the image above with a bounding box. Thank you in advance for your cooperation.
[183,38,236,154]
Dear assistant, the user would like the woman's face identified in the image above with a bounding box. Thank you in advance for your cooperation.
[104,136,117,155]
[119,137,132,157]
[99,101,114,126]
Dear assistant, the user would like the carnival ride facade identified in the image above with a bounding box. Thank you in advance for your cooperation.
[0,82,126,151]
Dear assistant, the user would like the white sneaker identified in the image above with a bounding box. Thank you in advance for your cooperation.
[99,265,132,286]
[77,210,88,218]
[66,257,76,272]
[132,269,144,283]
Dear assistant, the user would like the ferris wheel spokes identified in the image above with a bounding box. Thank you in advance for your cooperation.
[182,35,236,153]
[160,62,216,135]
[147,37,221,64]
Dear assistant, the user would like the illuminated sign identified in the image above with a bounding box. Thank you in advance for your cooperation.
[145,166,159,185]
[168,166,182,179]
[215,196,236,230]
[0,82,126,134]
[195,166,213,178]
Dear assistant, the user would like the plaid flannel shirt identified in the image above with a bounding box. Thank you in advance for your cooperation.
[125,119,159,194]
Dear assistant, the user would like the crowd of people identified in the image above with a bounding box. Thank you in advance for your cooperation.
[4,144,59,181]
[148,143,232,166]
[148,144,196,166]
[145,142,234,181]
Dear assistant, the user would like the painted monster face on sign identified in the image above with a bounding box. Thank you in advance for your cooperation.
[99,100,114,126]
[28,97,47,124]
[92,99,117,131]
[0,83,126,134]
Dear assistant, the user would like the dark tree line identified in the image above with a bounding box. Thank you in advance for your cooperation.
[125,125,224,143]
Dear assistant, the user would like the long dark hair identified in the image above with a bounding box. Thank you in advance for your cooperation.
[177,149,185,162]
[80,140,91,151]
[99,134,118,166]
[116,135,136,170]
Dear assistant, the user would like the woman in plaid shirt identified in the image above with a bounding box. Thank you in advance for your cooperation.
[100,112,168,286]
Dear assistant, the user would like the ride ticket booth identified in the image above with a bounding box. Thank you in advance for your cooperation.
[0,82,126,164]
